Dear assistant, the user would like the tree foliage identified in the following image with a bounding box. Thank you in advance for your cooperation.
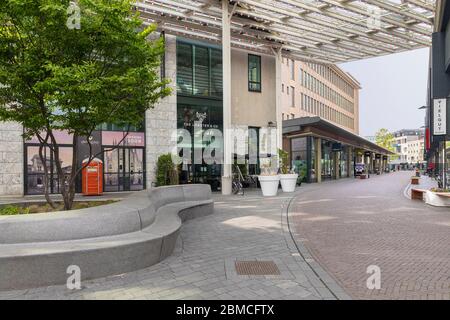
[375,128,397,160]
[156,154,178,187]
[0,0,171,209]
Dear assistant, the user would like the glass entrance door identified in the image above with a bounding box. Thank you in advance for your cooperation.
[104,147,144,192]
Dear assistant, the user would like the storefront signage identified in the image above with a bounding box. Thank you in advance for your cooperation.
[332,143,342,151]
[101,131,145,147]
[433,98,447,136]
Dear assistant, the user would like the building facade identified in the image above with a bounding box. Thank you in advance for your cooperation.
[425,1,450,188]
[282,117,391,184]
[281,59,361,134]
[0,34,280,195]
[391,129,425,165]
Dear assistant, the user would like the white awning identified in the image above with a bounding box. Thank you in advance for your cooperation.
[136,0,436,64]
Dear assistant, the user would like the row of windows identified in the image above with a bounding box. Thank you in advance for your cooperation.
[299,70,354,114]
[306,63,355,98]
[300,93,355,130]
[177,41,263,96]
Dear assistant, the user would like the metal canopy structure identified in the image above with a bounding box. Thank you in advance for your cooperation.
[137,0,436,64]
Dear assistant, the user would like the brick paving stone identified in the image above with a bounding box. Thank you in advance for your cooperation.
[289,171,450,300]
[0,188,342,300]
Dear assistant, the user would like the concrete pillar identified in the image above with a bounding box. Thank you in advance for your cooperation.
[0,121,24,196]
[347,146,352,178]
[316,138,322,183]
[221,0,232,195]
[334,151,340,179]
[145,35,177,189]
[274,49,283,151]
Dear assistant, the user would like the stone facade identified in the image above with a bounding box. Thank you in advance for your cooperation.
[0,121,24,196]
[145,35,177,188]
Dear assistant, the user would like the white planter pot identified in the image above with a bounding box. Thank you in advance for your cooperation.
[425,191,450,207]
[280,173,299,193]
[258,175,280,197]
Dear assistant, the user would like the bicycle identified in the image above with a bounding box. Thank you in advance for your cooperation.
[232,164,244,195]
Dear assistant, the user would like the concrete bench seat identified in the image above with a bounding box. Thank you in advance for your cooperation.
[0,185,213,290]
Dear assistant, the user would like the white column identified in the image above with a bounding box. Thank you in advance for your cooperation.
[274,49,283,150]
[221,0,232,195]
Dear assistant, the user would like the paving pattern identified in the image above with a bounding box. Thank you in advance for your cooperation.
[0,190,347,300]
[289,171,450,300]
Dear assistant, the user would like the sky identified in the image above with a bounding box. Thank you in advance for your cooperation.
[339,47,430,137]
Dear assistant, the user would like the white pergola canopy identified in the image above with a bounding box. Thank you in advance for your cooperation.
[136,0,436,64]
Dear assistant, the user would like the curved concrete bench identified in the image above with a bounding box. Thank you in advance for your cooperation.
[0,184,213,290]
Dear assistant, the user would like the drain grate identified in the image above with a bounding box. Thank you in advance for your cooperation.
[235,260,281,276]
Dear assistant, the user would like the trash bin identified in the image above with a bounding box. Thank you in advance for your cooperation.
[82,158,103,196]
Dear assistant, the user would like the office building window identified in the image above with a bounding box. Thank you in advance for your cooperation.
[291,86,295,107]
[290,60,295,80]
[248,54,261,92]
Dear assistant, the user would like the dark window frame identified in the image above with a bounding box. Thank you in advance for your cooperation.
[248,54,262,92]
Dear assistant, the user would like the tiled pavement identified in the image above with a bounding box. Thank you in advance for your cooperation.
[289,171,450,300]
[0,189,349,300]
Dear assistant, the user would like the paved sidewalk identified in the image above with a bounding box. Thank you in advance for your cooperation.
[0,189,348,300]
[289,171,450,300]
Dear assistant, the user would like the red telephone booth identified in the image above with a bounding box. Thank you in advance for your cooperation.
[82,158,103,196]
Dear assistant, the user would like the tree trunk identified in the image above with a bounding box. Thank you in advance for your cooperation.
[48,132,72,210]
[38,143,56,209]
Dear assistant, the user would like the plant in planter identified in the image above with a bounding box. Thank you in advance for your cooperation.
[278,149,298,193]
[156,154,179,187]
[258,159,280,197]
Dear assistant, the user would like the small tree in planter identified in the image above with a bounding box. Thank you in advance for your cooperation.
[278,149,298,193]
[0,0,171,210]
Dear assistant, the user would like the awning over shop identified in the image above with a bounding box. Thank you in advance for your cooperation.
[283,116,394,155]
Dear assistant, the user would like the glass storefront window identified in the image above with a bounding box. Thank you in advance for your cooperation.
[291,137,308,182]
[341,149,348,178]
[310,137,316,182]
[26,146,73,195]
[321,140,334,180]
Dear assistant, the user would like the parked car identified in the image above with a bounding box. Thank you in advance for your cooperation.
[355,163,365,176]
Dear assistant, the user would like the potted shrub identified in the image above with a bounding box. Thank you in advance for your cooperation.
[278,149,298,193]
[258,160,280,197]
[156,154,179,186]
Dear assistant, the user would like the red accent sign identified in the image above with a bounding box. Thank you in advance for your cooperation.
[425,127,430,150]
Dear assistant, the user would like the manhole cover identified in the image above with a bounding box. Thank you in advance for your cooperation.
[235,261,281,276]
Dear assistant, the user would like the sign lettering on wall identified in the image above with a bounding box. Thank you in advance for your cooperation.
[433,98,447,136]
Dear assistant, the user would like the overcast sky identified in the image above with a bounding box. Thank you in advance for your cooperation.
[339,48,429,137]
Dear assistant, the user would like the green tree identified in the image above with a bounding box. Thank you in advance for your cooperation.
[156,154,178,187]
[0,0,171,209]
[375,128,397,160]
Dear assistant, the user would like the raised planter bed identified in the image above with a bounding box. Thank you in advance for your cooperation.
[411,177,420,185]
[424,191,450,207]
